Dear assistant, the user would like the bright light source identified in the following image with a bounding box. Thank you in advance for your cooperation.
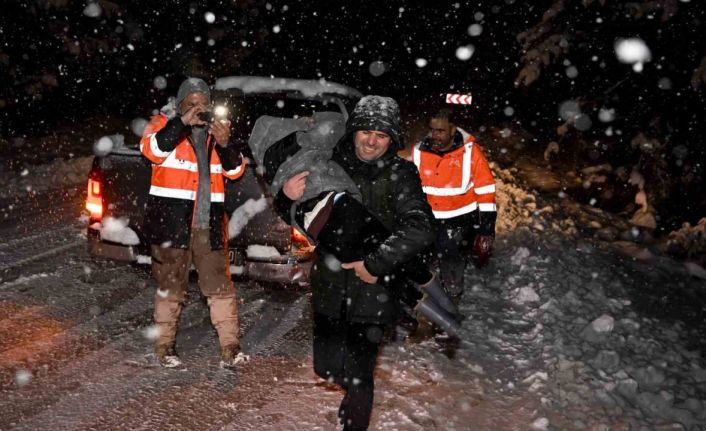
[214,105,229,118]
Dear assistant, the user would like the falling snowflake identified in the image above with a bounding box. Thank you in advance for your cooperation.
[455,45,475,61]
[615,38,651,72]
[204,12,216,23]
[467,24,483,37]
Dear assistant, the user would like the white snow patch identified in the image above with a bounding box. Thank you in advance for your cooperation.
[228,196,268,238]
[531,417,550,430]
[230,265,245,275]
[511,247,531,266]
[100,217,140,246]
[513,286,540,304]
[15,369,32,387]
[214,76,362,98]
[136,255,152,264]
[246,245,281,258]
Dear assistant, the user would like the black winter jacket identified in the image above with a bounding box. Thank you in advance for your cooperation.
[275,135,436,324]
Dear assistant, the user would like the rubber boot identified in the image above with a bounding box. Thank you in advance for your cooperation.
[415,273,460,317]
[414,295,461,339]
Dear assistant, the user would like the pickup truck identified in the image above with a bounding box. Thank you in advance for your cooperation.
[85,76,362,285]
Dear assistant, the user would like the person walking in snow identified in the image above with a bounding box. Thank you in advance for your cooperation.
[273,95,437,431]
[413,108,497,303]
[248,111,461,337]
[140,77,248,368]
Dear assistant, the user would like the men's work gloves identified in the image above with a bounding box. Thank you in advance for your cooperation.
[471,234,494,268]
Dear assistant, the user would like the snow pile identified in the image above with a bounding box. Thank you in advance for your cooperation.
[0,156,92,199]
[99,217,140,245]
[246,244,281,259]
[214,76,362,99]
[452,231,706,430]
[228,195,268,238]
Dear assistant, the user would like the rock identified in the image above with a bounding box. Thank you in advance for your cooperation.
[591,350,621,373]
[630,209,657,229]
[636,391,672,417]
[589,220,603,229]
[616,378,639,402]
[531,417,549,430]
[582,315,615,343]
[617,318,640,333]
[691,366,706,383]
[595,389,617,407]
[596,227,619,241]
[632,366,666,390]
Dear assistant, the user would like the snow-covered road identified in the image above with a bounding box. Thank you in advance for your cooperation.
[0,169,704,430]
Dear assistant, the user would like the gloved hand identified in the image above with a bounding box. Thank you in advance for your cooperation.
[471,235,494,268]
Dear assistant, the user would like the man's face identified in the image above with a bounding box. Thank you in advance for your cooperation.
[429,117,456,151]
[354,130,392,162]
[178,92,209,114]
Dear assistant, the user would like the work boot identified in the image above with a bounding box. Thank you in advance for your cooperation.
[155,344,182,368]
[414,295,461,339]
[415,273,460,317]
[219,344,250,369]
[208,296,241,348]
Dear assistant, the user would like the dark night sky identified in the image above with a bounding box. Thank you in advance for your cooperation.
[1,1,555,135]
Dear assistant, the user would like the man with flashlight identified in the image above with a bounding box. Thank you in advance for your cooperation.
[140,77,247,368]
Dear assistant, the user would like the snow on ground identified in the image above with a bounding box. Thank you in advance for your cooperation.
[0,156,92,199]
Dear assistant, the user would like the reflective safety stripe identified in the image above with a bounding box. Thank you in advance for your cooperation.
[223,162,243,178]
[150,185,196,200]
[479,203,497,212]
[422,181,474,196]
[474,184,496,195]
[159,154,224,174]
[149,186,225,203]
[148,133,172,159]
[432,201,478,219]
[413,142,474,196]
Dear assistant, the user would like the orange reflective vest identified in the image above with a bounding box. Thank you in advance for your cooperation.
[139,114,247,249]
[413,128,496,219]
[140,114,246,202]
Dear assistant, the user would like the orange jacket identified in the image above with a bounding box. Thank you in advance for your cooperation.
[413,128,496,220]
[140,114,246,201]
[139,114,247,249]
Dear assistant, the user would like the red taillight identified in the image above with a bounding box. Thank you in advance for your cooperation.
[291,227,311,248]
[86,178,103,219]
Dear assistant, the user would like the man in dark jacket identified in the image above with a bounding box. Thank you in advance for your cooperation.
[276,96,436,431]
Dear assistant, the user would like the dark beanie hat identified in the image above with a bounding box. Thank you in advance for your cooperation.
[176,77,211,108]
[346,95,403,149]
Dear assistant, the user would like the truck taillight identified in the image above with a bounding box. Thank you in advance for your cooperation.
[291,227,311,248]
[86,178,103,220]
